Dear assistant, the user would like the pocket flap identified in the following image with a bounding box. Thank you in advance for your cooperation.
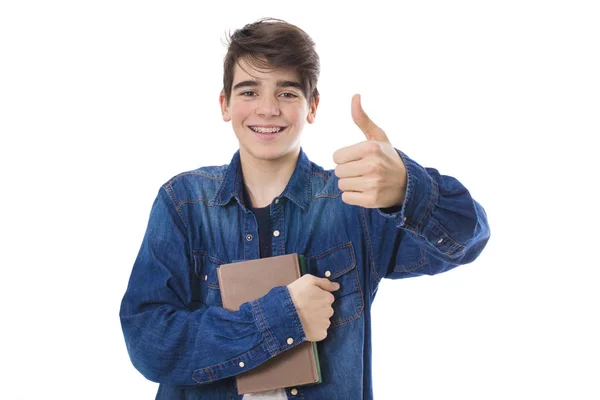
[193,250,226,288]
[309,242,356,279]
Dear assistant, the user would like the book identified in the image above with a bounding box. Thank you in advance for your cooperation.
[216,253,322,395]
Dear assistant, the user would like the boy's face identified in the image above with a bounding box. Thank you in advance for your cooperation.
[220,57,318,164]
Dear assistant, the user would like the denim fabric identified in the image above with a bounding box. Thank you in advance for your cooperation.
[119,148,490,400]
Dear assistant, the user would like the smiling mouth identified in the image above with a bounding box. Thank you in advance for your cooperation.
[249,126,287,134]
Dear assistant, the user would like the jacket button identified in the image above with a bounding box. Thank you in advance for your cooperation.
[287,338,294,345]
[273,230,280,237]
[437,238,444,243]
[291,388,298,395]
[246,234,253,241]
[275,199,279,204]
[239,362,245,368]
[325,271,331,278]
[204,275,208,281]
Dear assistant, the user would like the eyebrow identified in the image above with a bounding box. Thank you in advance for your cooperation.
[232,80,303,91]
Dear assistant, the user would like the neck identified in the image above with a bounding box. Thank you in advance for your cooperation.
[239,147,300,208]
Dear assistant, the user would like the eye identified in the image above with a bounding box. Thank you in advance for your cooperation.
[280,92,298,99]
[240,91,257,97]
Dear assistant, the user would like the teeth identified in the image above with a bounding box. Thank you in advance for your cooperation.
[251,126,283,133]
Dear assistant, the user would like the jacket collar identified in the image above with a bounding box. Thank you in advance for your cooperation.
[214,148,312,211]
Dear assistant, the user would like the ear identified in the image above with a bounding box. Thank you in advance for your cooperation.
[306,95,320,124]
[219,91,231,122]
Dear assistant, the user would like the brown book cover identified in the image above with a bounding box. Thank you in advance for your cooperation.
[216,253,322,395]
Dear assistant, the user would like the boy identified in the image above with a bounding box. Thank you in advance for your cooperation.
[120,18,490,400]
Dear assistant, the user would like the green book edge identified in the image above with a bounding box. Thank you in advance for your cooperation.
[297,254,323,386]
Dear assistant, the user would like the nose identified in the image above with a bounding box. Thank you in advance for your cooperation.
[255,95,281,117]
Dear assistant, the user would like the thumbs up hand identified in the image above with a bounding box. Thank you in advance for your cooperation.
[333,94,407,209]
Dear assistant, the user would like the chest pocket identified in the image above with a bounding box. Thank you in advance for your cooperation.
[306,242,364,329]
[192,250,225,307]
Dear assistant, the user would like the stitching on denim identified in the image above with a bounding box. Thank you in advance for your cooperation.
[446,246,464,258]
[249,300,274,356]
[360,208,380,285]
[306,242,364,329]
[165,170,224,188]
[243,210,247,260]
[191,367,215,384]
[312,170,329,183]
[331,268,364,329]
[394,248,428,272]
[193,254,198,277]
[213,165,231,205]
[416,173,438,232]
[279,205,285,255]
[191,342,267,383]
[306,162,313,207]
[192,251,226,289]
[324,260,355,278]
[354,264,365,310]
[312,193,342,199]
[432,219,466,255]
[192,250,227,265]
[330,241,359,278]
[205,367,215,381]
[176,197,212,209]
[283,286,304,338]
[285,192,307,211]
[307,242,357,280]
[255,298,278,355]
[163,183,188,228]
[309,242,352,260]
[348,241,357,270]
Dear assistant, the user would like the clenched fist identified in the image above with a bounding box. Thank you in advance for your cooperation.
[287,274,340,342]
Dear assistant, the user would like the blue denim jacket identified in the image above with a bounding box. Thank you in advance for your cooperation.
[119,148,490,400]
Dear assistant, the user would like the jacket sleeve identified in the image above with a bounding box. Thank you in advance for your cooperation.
[364,149,491,294]
[119,187,306,387]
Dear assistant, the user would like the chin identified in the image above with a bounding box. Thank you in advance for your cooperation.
[243,143,299,162]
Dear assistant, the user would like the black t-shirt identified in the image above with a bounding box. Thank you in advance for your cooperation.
[243,187,272,259]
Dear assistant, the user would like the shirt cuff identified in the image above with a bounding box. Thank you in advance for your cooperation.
[249,285,306,355]
[377,149,466,258]
[377,148,438,235]
[191,286,306,384]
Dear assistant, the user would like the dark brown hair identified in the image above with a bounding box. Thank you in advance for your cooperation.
[222,18,320,105]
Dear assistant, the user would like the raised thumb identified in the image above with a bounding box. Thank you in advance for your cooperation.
[351,94,389,142]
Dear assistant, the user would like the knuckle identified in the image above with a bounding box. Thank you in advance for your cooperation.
[367,177,378,190]
[367,142,380,154]
[373,162,384,175]
[367,163,378,174]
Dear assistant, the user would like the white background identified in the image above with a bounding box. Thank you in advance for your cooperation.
[1,1,599,399]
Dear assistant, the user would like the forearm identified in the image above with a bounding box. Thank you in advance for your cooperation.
[120,285,305,386]
[372,149,490,281]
